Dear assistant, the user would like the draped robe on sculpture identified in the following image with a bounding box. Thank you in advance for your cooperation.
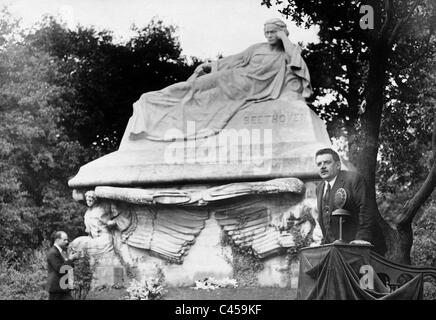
[129,42,312,141]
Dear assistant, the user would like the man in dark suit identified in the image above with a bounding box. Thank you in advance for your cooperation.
[315,148,374,245]
[46,231,79,300]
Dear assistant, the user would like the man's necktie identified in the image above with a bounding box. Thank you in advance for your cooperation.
[322,182,332,240]
[323,182,331,214]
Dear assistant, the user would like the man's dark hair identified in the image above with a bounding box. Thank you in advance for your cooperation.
[50,231,66,246]
[315,148,340,162]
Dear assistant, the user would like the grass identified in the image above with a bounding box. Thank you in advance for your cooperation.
[86,286,297,300]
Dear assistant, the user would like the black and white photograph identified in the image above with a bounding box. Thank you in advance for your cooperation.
[0,0,435,307]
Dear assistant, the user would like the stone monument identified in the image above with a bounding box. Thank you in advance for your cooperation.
[68,19,336,288]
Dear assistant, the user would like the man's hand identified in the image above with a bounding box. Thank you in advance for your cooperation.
[68,251,80,261]
[350,240,372,245]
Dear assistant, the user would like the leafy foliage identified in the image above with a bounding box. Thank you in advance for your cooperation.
[0,8,203,299]
[0,242,49,300]
[378,65,435,194]
[0,0,433,297]
[411,202,436,267]
[0,12,88,254]
[0,9,199,261]
[27,17,197,153]
[411,201,436,300]
[262,0,435,182]
[262,0,436,263]
[72,252,94,300]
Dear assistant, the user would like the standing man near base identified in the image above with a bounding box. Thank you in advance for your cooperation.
[315,148,374,245]
[46,231,79,300]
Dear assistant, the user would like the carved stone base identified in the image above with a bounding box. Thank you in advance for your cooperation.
[75,182,320,288]
[90,253,126,289]
[92,266,125,288]
[126,213,233,286]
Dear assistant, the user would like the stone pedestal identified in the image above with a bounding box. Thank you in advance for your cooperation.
[163,212,233,286]
[68,97,334,290]
[91,254,126,289]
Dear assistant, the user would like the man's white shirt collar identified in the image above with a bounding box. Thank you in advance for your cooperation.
[324,175,338,195]
[54,244,68,260]
[54,244,65,255]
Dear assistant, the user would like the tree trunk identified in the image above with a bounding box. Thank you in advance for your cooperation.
[356,40,413,263]
[390,110,436,264]
[399,110,436,226]
[358,40,388,199]
[344,78,361,166]
[358,35,436,263]
[383,222,414,264]
[376,111,436,265]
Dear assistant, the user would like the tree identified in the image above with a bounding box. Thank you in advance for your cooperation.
[0,10,87,253]
[0,7,207,257]
[28,18,197,153]
[0,11,204,255]
[262,0,436,263]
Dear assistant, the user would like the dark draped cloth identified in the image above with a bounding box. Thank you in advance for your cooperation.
[128,42,311,141]
[297,245,423,300]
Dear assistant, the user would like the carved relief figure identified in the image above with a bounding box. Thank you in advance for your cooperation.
[70,191,116,257]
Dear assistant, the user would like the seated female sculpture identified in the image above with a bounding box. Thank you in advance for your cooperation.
[129,18,312,141]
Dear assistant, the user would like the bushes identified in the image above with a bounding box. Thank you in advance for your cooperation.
[411,202,436,300]
[0,242,49,300]
[411,203,436,267]
[71,252,94,300]
[0,241,95,300]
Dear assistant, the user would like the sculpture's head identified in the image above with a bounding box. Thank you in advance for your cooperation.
[264,18,289,45]
[85,190,97,207]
